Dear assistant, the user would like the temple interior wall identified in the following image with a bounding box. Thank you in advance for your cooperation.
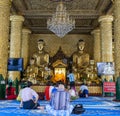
[29,34,94,59]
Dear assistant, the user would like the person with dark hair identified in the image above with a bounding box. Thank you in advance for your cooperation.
[6,82,17,100]
[51,83,58,94]
[20,81,40,109]
[79,83,89,98]
[16,82,27,101]
[67,70,75,89]
[44,81,51,100]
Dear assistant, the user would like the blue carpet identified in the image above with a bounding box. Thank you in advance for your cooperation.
[0,97,120,116]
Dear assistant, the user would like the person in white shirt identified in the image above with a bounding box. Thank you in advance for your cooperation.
[20,81,40,109]
[79,83,89,98]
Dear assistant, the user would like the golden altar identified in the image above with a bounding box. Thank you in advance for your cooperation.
[51,60,67,83]
[31,84,102,96]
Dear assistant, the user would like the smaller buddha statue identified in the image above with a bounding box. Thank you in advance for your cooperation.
[24,58,38,84]
[72,39,90,81]
[26,58,38,78]
[86,60,101,85]
[53,69,65,83]
[32,39,49,78]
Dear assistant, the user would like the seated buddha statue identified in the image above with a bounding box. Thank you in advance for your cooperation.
[32,39,49,78]
[53,72,65,83]
[72,39,90,81]
[86,60,102,85]
[24,58,38,83]
[26,58,38,77]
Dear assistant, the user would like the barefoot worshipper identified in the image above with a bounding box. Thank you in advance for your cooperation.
[19,81,41,109]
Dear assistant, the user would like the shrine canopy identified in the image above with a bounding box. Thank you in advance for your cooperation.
[52,60,67,68]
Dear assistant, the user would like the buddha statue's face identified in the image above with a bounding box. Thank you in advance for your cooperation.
[38,43,44,51]
[78,41,85,51]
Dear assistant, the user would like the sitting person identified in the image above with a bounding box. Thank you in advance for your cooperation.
[67,70,75,89]
[20,81,41,109]
[46,83,73,116]
[44,81,51,101]
[16,83,26,101]
[6,82,17,100]
[79,83,89,98]
[68,87,78,100]
[51,83,58,94]
[49,82,54,99]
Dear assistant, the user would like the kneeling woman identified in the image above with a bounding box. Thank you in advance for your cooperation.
[20,81,40,109]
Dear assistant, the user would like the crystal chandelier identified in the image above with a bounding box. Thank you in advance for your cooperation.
[47,2,75,38]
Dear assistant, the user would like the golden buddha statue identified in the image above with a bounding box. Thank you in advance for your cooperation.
[52,70,65,83]
[86,60,102,85]
[26,58,38,78]
[72,39,90,81]
[32,39,49,78]
[25,58,38,84]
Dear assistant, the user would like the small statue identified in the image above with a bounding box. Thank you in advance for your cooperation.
[86,60,102,85]
[26,58,38,78]
[32,39,49,78]
[72,39,90,81]
[24,58,38,84]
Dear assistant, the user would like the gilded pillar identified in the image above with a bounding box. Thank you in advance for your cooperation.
[98,15,113,62]
[91,29,101,63]
[9,15,24,81]
[114,0,120,79]
[21,28,31,70]
[0,0,11,78]
[98,15,113,81]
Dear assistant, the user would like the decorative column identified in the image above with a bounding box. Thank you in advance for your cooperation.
[9,15,24,81]
[0,0,11,79]
[114,0,120,79]
[98,15,113,82]
[21,28,31,70]
[91,29,101,63]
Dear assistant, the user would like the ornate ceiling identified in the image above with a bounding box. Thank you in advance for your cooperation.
[11,0,113,34]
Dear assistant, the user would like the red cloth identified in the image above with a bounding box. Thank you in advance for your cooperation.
[6,87,17,100]
[45,86,50,100]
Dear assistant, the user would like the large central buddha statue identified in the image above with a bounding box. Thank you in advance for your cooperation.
[72,39,90,80]
[32,39,49,78]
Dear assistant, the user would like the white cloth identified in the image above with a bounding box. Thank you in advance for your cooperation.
[46,104,73,116]
[80,85,88,92]
[69,89,76,97]
[21,87,38,102]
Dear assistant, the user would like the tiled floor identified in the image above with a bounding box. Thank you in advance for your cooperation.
[0,96,120,116]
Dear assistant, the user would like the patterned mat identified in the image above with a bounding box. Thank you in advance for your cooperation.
[0,97,120,116]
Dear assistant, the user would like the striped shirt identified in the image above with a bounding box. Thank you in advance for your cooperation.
[50,89,70,110]
[67,73,75,82]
